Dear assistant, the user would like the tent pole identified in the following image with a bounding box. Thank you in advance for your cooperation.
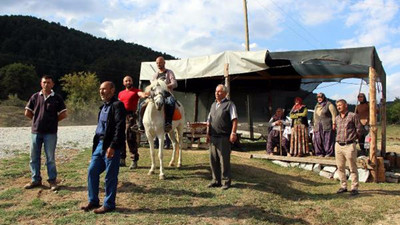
[381,72,387,155]
[369,66,378,182]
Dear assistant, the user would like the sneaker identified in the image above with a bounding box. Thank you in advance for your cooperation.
[49,180,59,191]
[336,188,348,194]
[129,161,138,169]
[24,181,42,189]
[130,124,139,132]
[164,123,172,133]
[120,158,126,167]
[350,189,359,196]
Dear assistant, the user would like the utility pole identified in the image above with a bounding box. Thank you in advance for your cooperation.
[243,0,253,139]
[243,0,250,51]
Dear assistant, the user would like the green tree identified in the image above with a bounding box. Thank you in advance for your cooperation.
[60,71,100,124]
[0,63,37,100]
[387,98,400,124]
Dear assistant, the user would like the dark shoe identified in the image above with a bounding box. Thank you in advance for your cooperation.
[164,123,172,133]
[350,189,359,196]
[120,158,126,167]
[93,206,114,214]
[207,182,221,188]
[336,188,348,194]
[49,180,59,191]
[80,202,100,212]
[221,185,230,190]
[129,161,138,169]
[24,181,42,189]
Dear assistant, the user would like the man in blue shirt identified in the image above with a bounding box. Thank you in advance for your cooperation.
[81,81,126,214]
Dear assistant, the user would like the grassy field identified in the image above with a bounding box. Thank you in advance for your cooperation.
[1,144,400,225]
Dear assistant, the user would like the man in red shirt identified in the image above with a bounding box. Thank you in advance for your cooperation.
[118,76,145,169]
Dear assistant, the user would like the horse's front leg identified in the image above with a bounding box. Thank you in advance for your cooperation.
[158,135,165,180]
[148,135,156,175]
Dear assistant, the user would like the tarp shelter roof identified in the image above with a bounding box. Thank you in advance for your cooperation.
[140,46,385,93]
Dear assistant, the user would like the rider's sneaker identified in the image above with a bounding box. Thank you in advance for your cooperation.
[130,124,139,132]
[164,123,172,132]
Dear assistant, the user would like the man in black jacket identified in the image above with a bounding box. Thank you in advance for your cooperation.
[81,81,126,214]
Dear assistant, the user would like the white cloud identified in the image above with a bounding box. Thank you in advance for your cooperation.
[379,46,400,68]
[387,72,400,100]
[340,0,399,47]
[295,0,347,26]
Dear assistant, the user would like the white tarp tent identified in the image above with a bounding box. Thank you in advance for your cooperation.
[139,50,268,81]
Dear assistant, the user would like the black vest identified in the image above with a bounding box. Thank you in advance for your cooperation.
[209,99,233,136]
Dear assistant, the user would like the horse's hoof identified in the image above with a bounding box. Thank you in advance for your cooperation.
[148,171,154,175]
[169,162,175,167]
[177,163,182,168]
[159,174,166,180]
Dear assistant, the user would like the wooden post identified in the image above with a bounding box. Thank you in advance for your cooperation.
[247,94,254,139]
[194,93,199,122]
[381,71,387,155]
[369,67,378,182]
[224,63,230,99]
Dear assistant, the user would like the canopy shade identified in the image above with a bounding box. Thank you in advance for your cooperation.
[140,46,385,93]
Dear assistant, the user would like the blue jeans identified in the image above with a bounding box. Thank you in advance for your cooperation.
[30,133,58,182]
[87,141,120,209]
[164,95,175,125]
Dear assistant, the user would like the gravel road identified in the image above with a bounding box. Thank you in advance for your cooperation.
[0,125,96,159]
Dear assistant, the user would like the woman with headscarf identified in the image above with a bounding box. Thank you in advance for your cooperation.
[313,93,337,157]
[289,97,309,156]
[355,93,369,155]
[266,108,290,155]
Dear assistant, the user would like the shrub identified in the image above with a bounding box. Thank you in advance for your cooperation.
[60,71,100,124]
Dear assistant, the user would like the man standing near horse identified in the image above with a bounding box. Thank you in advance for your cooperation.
[206,84,238,190]
[81,81,126,214]
[118,75,145,169]
[24,75,67,191]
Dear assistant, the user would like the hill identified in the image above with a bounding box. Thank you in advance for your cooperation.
[0,15,175,93]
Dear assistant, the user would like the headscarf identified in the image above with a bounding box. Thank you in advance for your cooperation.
[292,97,305,112]
[317,92,327,107]
[272,108,284,121]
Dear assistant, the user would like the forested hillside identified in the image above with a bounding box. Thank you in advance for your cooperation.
[0,15,174,96]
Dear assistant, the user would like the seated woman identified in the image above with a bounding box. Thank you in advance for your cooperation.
[289,97,309,157]
[266,108,290,156]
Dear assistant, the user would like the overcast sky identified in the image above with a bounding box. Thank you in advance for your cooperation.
[1,0,399,103]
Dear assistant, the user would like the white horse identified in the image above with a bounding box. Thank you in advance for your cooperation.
[143,80,185,179]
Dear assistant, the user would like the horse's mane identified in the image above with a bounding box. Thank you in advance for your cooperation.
[145,79,169,93]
